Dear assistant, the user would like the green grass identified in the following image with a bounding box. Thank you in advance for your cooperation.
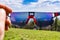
[4,28,60,40]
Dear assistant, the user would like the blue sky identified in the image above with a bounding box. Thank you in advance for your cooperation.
[22,0,38,5]
[0,0,60,12]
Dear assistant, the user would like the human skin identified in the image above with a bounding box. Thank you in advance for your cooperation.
[0,4,12,40]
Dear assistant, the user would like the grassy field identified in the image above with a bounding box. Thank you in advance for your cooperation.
[4,28,60,40]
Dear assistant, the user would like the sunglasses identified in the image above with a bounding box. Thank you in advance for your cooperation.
[10,12,59,27]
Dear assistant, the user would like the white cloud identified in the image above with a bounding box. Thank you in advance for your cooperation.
[0,0,60,12]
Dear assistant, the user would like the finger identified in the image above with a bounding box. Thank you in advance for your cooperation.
[0,4,12,14]
[0,9,6,40]
[5,17,11,30]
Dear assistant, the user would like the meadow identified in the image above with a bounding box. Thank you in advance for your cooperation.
[4,28,60,40]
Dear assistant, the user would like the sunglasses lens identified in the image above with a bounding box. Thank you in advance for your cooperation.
[10,12,28,27]
[35,12,53,27]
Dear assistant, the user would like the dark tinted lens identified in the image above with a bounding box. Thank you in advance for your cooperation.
[35,12,53,27]
[10,12,28,26]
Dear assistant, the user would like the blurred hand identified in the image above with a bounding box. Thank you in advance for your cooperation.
[0,4,12,40]
[0,4,12,30]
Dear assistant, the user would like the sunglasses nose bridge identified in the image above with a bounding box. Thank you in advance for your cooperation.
[26,15,37,24]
